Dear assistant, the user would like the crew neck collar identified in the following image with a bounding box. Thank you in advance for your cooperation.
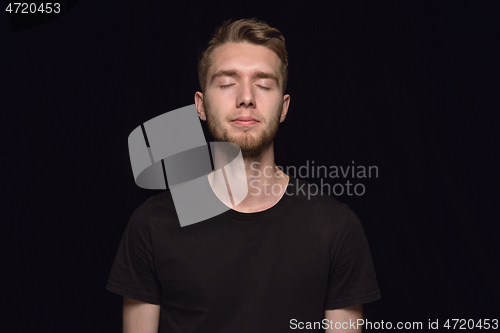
[202,173,294,220]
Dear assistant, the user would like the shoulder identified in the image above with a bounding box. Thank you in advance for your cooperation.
[128,190,180,230]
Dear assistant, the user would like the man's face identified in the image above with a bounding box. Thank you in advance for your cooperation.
[197,42,290,157]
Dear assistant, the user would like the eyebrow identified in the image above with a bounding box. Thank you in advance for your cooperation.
[210,69,280,87]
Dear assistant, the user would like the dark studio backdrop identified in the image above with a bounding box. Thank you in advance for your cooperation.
[2,0,499,332]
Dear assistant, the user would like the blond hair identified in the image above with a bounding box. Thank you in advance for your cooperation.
[198,18,288,93]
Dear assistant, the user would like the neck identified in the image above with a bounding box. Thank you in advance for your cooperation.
[208,141,289,213]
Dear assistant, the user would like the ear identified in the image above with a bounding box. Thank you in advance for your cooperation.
[194,91,207,121]
[279,94,291,123]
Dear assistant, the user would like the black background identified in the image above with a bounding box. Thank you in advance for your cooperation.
[2,1,499,332]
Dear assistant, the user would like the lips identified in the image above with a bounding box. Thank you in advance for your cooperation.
[232,116,258,122]
[231,116,259,126]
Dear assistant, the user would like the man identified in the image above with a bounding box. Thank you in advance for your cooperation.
[106,18,381,332]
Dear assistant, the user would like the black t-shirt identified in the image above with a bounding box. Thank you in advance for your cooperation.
[106,175,380,332]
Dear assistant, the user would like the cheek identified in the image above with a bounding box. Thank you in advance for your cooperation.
[259,93,283,109]
[209,91,232,106]
[205,97,229,121]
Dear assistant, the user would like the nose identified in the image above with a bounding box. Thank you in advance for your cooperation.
[236,81,255,108]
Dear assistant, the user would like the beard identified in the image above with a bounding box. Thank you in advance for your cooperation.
[205,101,282,158]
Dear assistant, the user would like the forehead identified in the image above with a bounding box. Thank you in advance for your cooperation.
[208,43,281,77]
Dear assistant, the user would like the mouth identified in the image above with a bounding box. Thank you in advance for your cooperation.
[231,117,259,127]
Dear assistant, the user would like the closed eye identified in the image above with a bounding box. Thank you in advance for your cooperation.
[220,84,270,90]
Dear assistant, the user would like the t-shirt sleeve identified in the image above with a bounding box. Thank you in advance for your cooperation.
[324,206,381,310]
[105,203,161,304]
